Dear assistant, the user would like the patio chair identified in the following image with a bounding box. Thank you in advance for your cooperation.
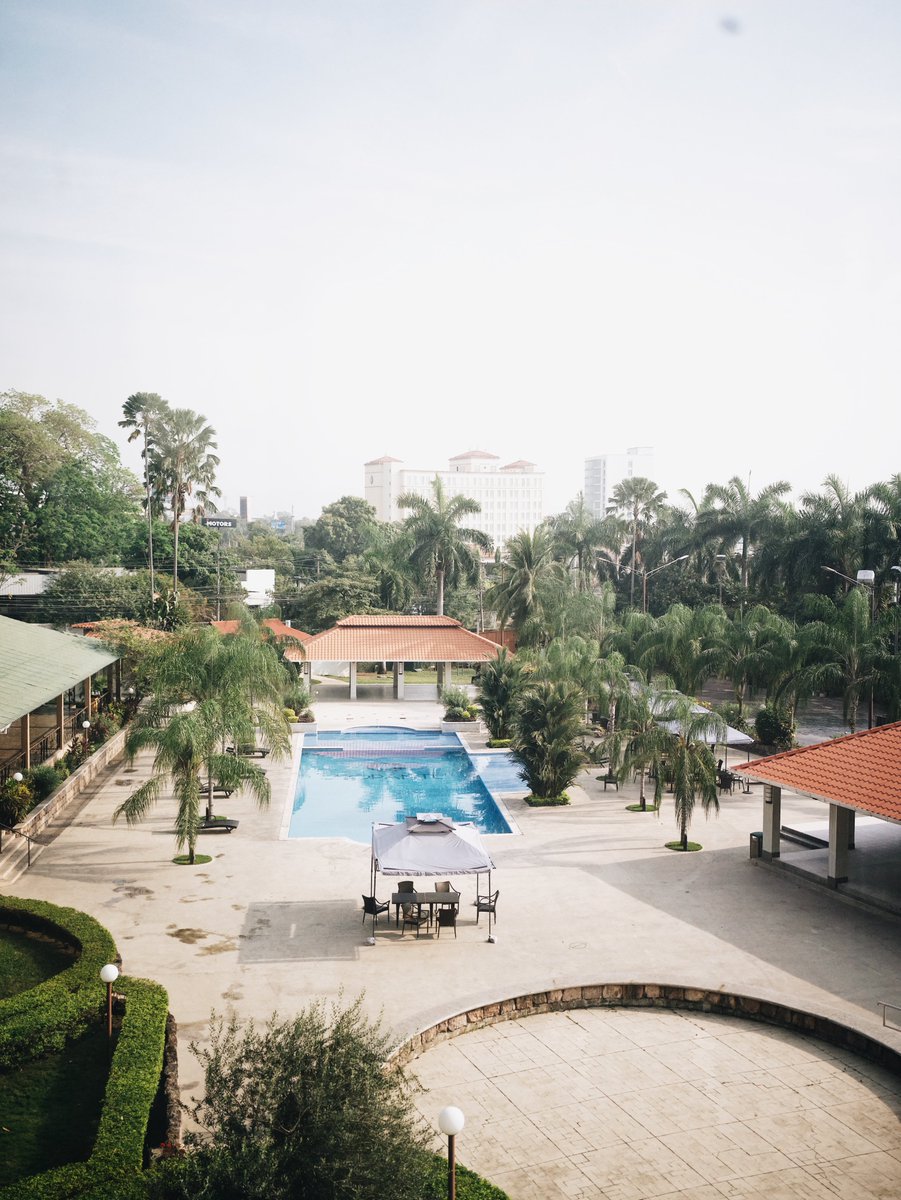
[436,907,457,938]
[475,889,499,925]
[401,903,428,937]
[361,895,389,927]
[434,880,456,908]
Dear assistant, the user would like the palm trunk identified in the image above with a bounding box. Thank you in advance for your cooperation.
[436,568,445,616]
[639,769,647,812]
[172,512,180,596]
[206,772,214,822]
[144,425,155,599]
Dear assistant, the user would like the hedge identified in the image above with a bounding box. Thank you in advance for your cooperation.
[0,897,118,1070]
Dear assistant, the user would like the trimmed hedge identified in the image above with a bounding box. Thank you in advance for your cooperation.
[0,898,169,1200]
[0,897,117,1070]
[524,792,570,807]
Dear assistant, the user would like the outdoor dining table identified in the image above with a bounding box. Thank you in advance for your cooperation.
[391,890,460,928]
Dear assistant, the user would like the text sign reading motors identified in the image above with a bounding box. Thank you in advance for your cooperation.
[201,517,237,529]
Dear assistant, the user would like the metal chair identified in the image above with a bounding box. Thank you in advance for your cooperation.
[436,907,457,938]
[475,889,499,925]
[361,895,389,927]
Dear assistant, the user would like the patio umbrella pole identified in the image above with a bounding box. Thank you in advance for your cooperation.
[487,869,495,943]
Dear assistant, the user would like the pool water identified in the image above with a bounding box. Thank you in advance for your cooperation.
[288,728,519,841]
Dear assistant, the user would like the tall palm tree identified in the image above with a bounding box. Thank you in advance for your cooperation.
[637,603,727,696]
[119,392,171,599]
[548,494,607,592]
[654,692,724,850]
[150,408,221,594]
[397,477,492,615]
[609,477,668,607]
[601,669,673,810]
[114,623,292,861]
[713,604,795,719]
[803,588,886,732]
[696,476,790,590]
[486,526,562,636]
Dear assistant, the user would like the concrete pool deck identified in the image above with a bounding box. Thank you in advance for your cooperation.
[5,693,901,1195]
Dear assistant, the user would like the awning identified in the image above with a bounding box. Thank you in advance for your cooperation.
[371,816,495,876]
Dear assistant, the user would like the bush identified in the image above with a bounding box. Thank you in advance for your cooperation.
[441,686,477,721]
[524,793,570,807]
[0,778,34,827]
[25,764,66,803]
[713,702,750,734]
[754,704,794,750]
[511,681,584,800]
[151,996,433,1200]
[486,738,512,749]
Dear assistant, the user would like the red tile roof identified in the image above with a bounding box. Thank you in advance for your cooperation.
[210,618,311,642]
[449,449,499,460]
[733,721,901,823]
[364,455,403,465]
[304,615,504,663]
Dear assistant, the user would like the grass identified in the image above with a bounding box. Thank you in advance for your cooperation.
[625,803,659,813]
[665,840,702,852]
[172,854,212,865]
[0,928,73,1001]
[0,1023,111,1187]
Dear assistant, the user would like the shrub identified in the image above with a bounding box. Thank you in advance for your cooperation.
[511,681,584,800]
[0,778,35,826]
[486,738,511,749]
[476,649,522,741]
[25,764,65,803]
[151,996,433,1200]
[284,681,314,721]
[524,793,570,807]
[714,702,750,734]
[754,704,794,750]
[441,686,477,721]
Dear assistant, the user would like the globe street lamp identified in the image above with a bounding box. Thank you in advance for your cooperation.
[81,719,91,758]
[438,1106,465,1200]
[642,555,689,613]
[100,963,119,1039]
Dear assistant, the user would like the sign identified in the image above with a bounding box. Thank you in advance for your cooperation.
[202,517,237,529]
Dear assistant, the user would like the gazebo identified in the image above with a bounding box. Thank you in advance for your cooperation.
[299,615,504,699]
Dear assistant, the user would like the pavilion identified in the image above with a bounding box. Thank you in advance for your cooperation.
[733,720,901,899]
[298,615,504,698]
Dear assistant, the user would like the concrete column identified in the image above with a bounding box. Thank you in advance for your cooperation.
[349,662,357,700]
[828,804,853,885]
[762,784,781,860]
[301,661,313,690]
[21,713,31,769]
[56,694,65,750]
[393,662,405,700]
[847,809,855,849]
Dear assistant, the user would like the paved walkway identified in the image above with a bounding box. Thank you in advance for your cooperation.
[5,694,901,1195]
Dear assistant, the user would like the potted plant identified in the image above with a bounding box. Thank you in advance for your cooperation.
[440,685,481,733]
[287,682,317,735]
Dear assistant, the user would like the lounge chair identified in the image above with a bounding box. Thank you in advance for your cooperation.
[226,744,270,758]
[195,778,234,798]
[199,816,239,833]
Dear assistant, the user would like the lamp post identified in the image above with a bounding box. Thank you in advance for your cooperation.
[12,772,23,783]
[81,719,91,758]
[100,963,119,1039]
[821,566,877,729]
[438,1106,465,1200]
[642,555,689,614]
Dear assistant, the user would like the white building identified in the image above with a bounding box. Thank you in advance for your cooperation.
[584,447,655,518]
[364,450,544,552]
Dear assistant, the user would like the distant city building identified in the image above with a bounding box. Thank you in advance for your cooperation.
[584,447,655,518]
[239,496,249,523]
[364,450,544,552]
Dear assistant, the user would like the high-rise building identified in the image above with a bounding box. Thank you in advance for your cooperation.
[584,447,655,518]
[364,450,544,552]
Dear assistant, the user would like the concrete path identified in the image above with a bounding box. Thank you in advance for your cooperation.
[5,693,901,1192]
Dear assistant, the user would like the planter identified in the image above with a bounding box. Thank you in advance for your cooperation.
[294,721,318,736]
[440,719,481,734]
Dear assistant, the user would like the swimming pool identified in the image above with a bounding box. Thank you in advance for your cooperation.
[288,727,519,841]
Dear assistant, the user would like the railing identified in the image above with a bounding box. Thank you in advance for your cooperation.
[0,754,26,786]
[28,729,57,768]
[877,1001,901,1032]
[0,821,36,870]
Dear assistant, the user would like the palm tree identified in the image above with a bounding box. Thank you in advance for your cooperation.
[601,669,673,811]
[150,408,221,594]
[548,495,607,592]
[609,477,668,607]
[654,692,724,850]
[803,588,886,732]
[476,648,523,741]
[714,604,795,719]
[696,476,790,590]
[511,679,585,800]
[114,623,292,861]
[486,526,562,636]
[637,603,727,696]
[362,524,415,611]
[119,392,171,599]
[397,477,492,615]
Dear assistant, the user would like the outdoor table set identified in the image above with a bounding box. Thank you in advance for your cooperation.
[390,890,460,929]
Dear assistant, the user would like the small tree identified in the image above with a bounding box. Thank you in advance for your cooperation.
[476,648,522,740]
[511,679,584,800]
[156,997,433,1200]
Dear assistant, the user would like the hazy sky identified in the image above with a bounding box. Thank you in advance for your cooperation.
[2,1,899,520]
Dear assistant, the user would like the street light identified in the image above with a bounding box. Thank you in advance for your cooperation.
[100,963,119,1039]
[81,719,91,758]
[438,1106,465,1200]
[642,555,689,613]
[821,566,877,728]
[12,772,23,783]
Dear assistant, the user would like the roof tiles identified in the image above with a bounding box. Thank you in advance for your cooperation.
[733,721,901,822]
[304,615,503,663]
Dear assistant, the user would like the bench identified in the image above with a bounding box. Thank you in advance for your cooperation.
[226,745,270,758]
[597,773,618,791]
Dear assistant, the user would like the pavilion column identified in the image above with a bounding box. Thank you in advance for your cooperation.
[20,713,31,769]
[393,662,405,700]
[83,675,93,719]
[349,662,357,700]
[828,804,853,886]
[56,694,65,750]
[301,661,313,690]
[847,810,855,849]
[762,784,781,860]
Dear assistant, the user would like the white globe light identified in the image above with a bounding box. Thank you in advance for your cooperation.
[12,772,23,783]
[438,1106,465,1137]
[82,720,91,730]
[100,963,119,984]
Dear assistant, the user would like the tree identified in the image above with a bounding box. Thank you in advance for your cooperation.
[149,408,221,594]
[398,477,492,616]
[486,526,563,637]
[601,670,674,811]
[288,571,381,633]
[156,997,434,1200]
[696,476,791,590]
[476,648,523,740]
[609,477,668,607]
[362,523,415,611]
[511,679,585,800]
[803,588,886,732]
[119,392,172,599]
[114,624,291,860]
[304,495,378,563]
[637,603,727,696]
[548,494,608,591]
[653,692,724,850]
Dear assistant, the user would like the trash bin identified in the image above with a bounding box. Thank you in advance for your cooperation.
[749,831,763,859]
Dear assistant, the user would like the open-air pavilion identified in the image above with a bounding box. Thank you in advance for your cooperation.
[299,615,504,699]
[733,720,901,908]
